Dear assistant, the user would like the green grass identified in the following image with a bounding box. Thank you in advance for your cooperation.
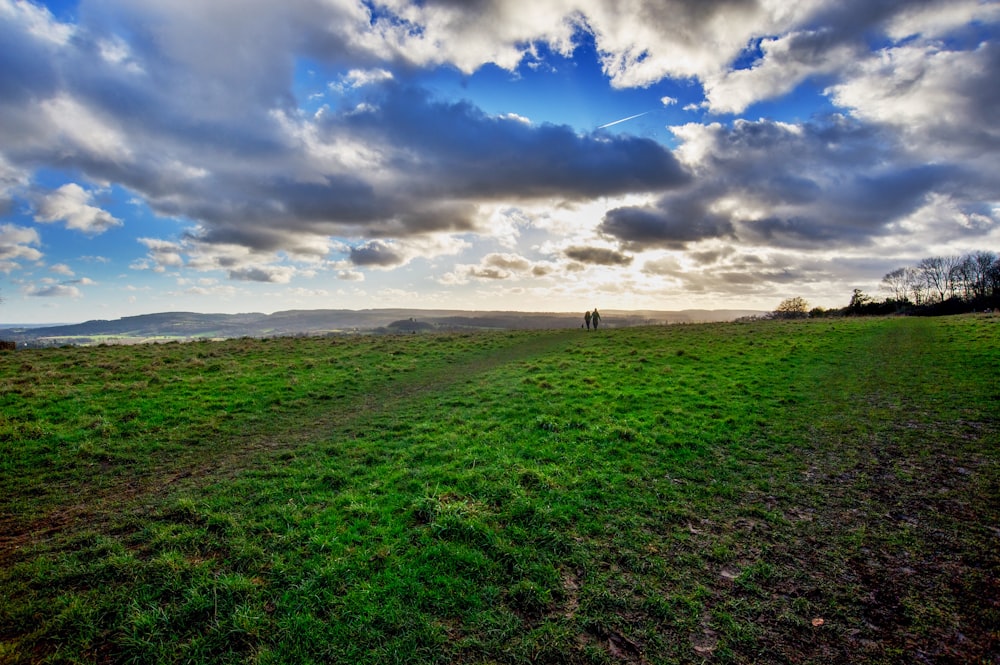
[1,316,997,664]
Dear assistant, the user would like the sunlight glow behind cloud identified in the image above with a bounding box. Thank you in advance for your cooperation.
[0,0,997,322]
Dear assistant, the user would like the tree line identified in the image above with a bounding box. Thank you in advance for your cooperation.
[881,251,999,305]
[772,250,999,319]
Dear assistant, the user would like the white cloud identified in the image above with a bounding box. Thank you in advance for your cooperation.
[0,223,43,271]
[228,265,296,283]
[826,41,1000,158]
[184,284,240,297]
[703,30,858,114]
[1,0,997,317]
[603,115,978,254]
[332,68,394,92]
[500,112,532,125]
[25,283,82,298]
[441,251,540,283]
[40,96,133,163]
[886,0,1000,41]
[98,37,144,74]
[374,0,579,73]
[0,155,29,212]
[34,184,123,235]
[0,0,73,46]
[135,237,185,272]
[364,0,825,89]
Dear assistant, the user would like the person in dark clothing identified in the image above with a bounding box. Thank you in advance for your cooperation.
[591,309,601,329]
[584,310,592,330]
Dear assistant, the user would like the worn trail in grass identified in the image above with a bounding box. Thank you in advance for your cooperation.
[1,316,997,664]
[0,329,579,559]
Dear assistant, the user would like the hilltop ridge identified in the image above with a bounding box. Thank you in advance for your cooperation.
[0,307,764,346]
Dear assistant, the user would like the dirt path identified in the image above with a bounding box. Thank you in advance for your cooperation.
[0,329,580,564]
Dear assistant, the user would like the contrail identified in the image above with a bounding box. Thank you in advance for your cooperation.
[597,111,650,129]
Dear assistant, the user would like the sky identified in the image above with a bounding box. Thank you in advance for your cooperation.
[1,0,999,324]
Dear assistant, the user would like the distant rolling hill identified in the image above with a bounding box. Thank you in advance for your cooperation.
[0,308,764,346]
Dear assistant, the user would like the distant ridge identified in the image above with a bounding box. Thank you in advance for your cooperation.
[1,308,765,346]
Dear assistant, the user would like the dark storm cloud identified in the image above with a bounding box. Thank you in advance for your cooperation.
[564,246,634,266]
[0,1,689,257]
[602,115,971,252]
[334,84,690,202]
[739,163,961,248]
[599,201,734,250]
[141,80,688,243]
[0,0,996,281]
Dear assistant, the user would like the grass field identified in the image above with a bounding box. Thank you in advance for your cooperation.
[1,315,997,664]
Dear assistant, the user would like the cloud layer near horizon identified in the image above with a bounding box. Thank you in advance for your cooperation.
[1,0,998,314]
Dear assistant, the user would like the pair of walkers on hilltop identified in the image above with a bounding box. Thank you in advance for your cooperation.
[583,309,601,330]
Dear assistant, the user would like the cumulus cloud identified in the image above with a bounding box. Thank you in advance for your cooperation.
[642,250,805,296]
[703,29,859,114]
[228,265,296,283]
[134,231,334,287]
[601,115,977,252]
[326,84,688,207]
[135,238,184,272]
[692,0,1000,115]
[332,68,394,92]
[337,269,364,281]
[25,283,82,298]
[67,277,96,286]
[184,284,240,298]
[564,245,633,266]
[0,0,996,306]
[33,183,123,235]
[0,156,28,216]
[886,0,1000,41]
[442,252,544,283]
[349,240,406,267]
[600,202,734,250]
[827,40,1000,157]
[481,253,533,272]
[0,223,43,271]
[0,0,689,259]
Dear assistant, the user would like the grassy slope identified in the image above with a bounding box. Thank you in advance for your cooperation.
[0,316,997,664]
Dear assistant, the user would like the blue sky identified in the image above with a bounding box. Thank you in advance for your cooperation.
[1,0,998,323]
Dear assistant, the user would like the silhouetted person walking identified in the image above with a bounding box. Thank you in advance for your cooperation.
[591,309,601,329]
[584,310,592,330]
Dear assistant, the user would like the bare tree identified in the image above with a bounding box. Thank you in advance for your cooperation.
[964,251,998,300]
[954,255,974,300]
[916,257,951,303]
[904,267,927,305]
[989,256,1000,296]
[881,267,909,301]
[943,255,963,299]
